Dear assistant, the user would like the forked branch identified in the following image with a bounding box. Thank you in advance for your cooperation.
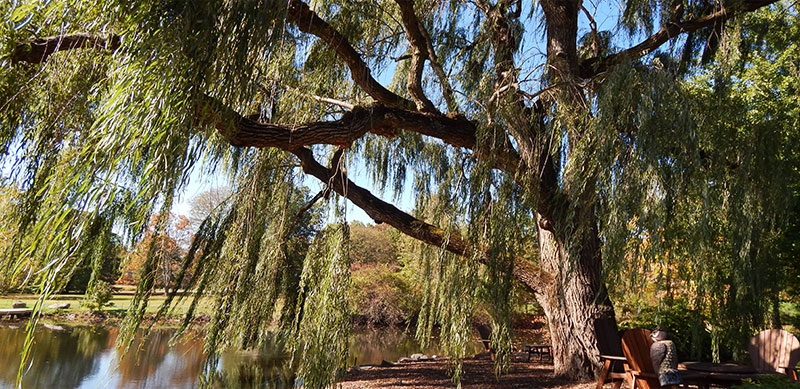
[395,0,438,113]
[287,0,414,110]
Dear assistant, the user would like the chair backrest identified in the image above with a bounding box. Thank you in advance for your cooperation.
[621,328,656,375]
[748,329,800,375]
[621,329,664,389]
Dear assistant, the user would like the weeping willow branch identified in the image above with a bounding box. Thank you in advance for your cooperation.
[394,0,439,113]
[205,98,478,150]
[10,32,121,64]
[291,147,549,293]
[578,0,780,78]
[286,0,414,110]
[11,33,525,189]
[10,32,543,293]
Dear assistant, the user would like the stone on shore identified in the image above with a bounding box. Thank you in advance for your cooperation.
[11,301,26,308]
[48,303,71,310]
[43,323,66,331]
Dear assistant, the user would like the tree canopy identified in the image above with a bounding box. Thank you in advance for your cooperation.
[1,0,798,386]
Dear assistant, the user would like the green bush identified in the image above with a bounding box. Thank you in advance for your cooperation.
[349,263,418,325]
[619,299,711,361]
[83,280,114,311]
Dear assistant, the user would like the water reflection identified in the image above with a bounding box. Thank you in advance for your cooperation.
[0,325,110,388]
[0,324,473,388]
[347,327,482,366]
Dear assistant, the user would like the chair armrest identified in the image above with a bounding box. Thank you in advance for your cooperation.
[599,355,627,361]
[626,369,658,379]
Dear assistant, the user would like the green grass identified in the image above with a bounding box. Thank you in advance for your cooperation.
[0,292,211,315]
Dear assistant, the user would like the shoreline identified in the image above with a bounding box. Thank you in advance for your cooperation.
[0,309,212,329]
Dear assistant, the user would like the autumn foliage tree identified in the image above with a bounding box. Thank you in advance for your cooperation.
[119,214,189,290]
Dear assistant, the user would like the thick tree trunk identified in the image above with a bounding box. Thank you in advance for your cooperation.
[534,213,622,380]
[533,1,623,379]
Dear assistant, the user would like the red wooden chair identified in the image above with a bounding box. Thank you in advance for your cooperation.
[600,329,701,389]
[748,329,800,381]
[620,329,662,389]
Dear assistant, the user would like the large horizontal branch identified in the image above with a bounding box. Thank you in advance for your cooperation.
[207,99,478,150]
[578,0,779,78]
[287,0,414,110]
[11,34,522,177]
[10,33,120,64]
[291,147,547,293]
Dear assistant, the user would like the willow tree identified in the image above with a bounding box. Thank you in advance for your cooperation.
[1,0,793,384]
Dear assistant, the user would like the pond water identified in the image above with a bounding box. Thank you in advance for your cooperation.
[0,324,481,388]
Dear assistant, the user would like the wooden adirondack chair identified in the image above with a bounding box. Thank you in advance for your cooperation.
[598,329,708,389]
[596,327,626,389]
[620,329,662,389]
[748,329,800,380]
[597,329,660,389]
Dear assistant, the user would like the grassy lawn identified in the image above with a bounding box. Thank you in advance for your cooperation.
[0,291,211,315]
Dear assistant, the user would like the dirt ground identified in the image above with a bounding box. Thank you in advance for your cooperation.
[338,314,594,388]
[338,355,597,389]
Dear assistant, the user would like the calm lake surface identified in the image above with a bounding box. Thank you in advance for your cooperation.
[0,324,480,388]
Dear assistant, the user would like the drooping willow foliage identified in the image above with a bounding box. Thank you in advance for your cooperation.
[1,0,798,387]
[593,6,800,360]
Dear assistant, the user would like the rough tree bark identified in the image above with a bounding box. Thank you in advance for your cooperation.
[535,213,623,379]
[527,0,624,379]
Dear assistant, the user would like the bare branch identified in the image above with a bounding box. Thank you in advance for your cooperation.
[422,43,458,113]
[310,95,355,110]
[581,5,601,58]
[290,190,324,231]
[396,0,458,113]
[279,85,356,110]
[363,53,412,62]
[578,0,780,78]
[286,0,414,110]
